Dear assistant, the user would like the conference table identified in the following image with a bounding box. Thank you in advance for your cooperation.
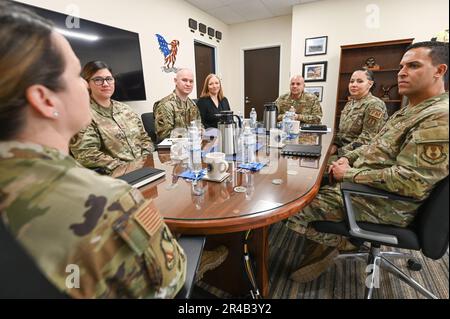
[113,130,333,298]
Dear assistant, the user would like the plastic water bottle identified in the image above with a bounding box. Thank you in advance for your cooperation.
[188,121,202,174]
[282,111,293,137]
[289,105,296,119]
[237,110,244,127]
[241,125,256,164]
[249,108,257,129]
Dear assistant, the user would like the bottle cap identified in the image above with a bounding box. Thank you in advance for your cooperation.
[272,179,283,185]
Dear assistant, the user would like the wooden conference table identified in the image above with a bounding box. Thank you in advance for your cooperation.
[113,131,333,298]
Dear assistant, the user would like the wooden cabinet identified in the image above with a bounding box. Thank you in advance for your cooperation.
[334,38,414,130]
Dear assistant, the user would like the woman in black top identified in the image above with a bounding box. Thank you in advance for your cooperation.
[196,74,230,128]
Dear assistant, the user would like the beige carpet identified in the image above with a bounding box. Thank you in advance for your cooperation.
[196,221,449,299]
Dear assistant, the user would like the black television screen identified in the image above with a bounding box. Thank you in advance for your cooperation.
[16,2,146,102]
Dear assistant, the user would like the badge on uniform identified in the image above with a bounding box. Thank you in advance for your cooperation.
[367,109,383,126]
[133,203,163,237]
[369,109,383,119]
[160,227,176,270]
[421,144,447,165]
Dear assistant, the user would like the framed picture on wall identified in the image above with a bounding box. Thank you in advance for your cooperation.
[304,86,323,102]
[302,61,327,82]
[305,36,328,56]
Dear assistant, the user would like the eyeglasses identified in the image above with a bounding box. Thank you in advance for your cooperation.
[90,76,115,86]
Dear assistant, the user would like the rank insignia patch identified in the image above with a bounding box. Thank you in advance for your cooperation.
[421,144,447,164]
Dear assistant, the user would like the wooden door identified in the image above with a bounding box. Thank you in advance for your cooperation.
[244,47,280,120]
[194,42,216,98]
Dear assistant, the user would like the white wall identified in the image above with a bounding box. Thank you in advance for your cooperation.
[15,0,230,115]
[291,0,449,127]
[227,15,292,115]
[13,0,449,123]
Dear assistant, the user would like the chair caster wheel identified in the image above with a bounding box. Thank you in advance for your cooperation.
[407,259,422,271]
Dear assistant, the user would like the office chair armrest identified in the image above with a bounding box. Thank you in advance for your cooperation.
[340,182,418,245]
[175,235,205,299]
[341,182,421,202]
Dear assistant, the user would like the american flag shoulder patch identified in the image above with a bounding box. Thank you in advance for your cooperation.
[133,202,163,237]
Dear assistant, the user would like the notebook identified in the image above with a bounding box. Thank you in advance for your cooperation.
[157,138,188,149]
[281,144,322,157]
[300,124,328,131]
[117,167,166,188]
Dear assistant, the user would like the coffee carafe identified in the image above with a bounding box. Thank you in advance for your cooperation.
[263,102,278,134]
[217,111,242,156]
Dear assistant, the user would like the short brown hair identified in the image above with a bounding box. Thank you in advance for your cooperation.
[0,1,65,140]
[81,60,112,82]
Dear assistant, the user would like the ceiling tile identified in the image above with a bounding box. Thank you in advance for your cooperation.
[185,0,224,10]
[208,6,246,25]
[229,0,273,22]
[185,0,321,25]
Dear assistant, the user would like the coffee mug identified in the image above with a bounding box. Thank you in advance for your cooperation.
[269,128,285,148]
[204,152,229,179]
[291,120,300,134]
[170,127,188,139]
[170,138,189,161]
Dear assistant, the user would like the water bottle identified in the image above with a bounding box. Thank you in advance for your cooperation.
[241,125,256,164]
[282,111,292,137]
[289,105,296,123]
[249,108,257,129]
[237,110,244,127]
[188,121,202,174]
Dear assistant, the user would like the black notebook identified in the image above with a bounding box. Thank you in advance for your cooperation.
[117,167,166,188]
[281,144,322,157]
[300,124,328,131]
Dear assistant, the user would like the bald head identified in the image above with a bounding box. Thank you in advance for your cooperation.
[174,68,194,100]
[289,75,305,97]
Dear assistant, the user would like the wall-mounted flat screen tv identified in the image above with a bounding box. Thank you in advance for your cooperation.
[16,2,147,101]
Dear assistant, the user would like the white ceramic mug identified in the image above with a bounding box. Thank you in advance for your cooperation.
[170,138,189,161]
[204,152,229,179]
[269,128,285,148]
[291,120,300,134]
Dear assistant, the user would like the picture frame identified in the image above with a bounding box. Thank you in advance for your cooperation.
[304,86,323,102]
[305,36,328,56]
[302,61,327,82]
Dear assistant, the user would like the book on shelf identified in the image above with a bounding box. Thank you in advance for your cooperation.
[117,167,166,188]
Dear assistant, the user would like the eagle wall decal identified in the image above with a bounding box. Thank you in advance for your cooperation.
[156,34,180,73]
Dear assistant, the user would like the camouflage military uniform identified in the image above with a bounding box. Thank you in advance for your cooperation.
[287,93,449,247]
[0,141,186,298]
[70,99,154,175]
[334,93,388,157]
[154,91,200,140]
[275,92,323,124]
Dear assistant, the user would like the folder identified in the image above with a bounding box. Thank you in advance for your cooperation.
[117,167,166,188]
[281,144,322,157]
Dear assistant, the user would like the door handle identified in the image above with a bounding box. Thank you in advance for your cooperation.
[245,97,251,104]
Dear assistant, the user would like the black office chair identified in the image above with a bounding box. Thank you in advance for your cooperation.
[0,219,68,298]
[0,219,204,299]
[141,112,158,143]
[175,236,205,299]
[310,177,449,299]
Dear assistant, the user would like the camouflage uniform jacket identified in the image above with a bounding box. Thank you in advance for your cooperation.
[343,93,449,223]
[70,99,154,175]
[154,91,200,140]
[0,142,186,298]
[275,92,323,123]
[335,93,388,156]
